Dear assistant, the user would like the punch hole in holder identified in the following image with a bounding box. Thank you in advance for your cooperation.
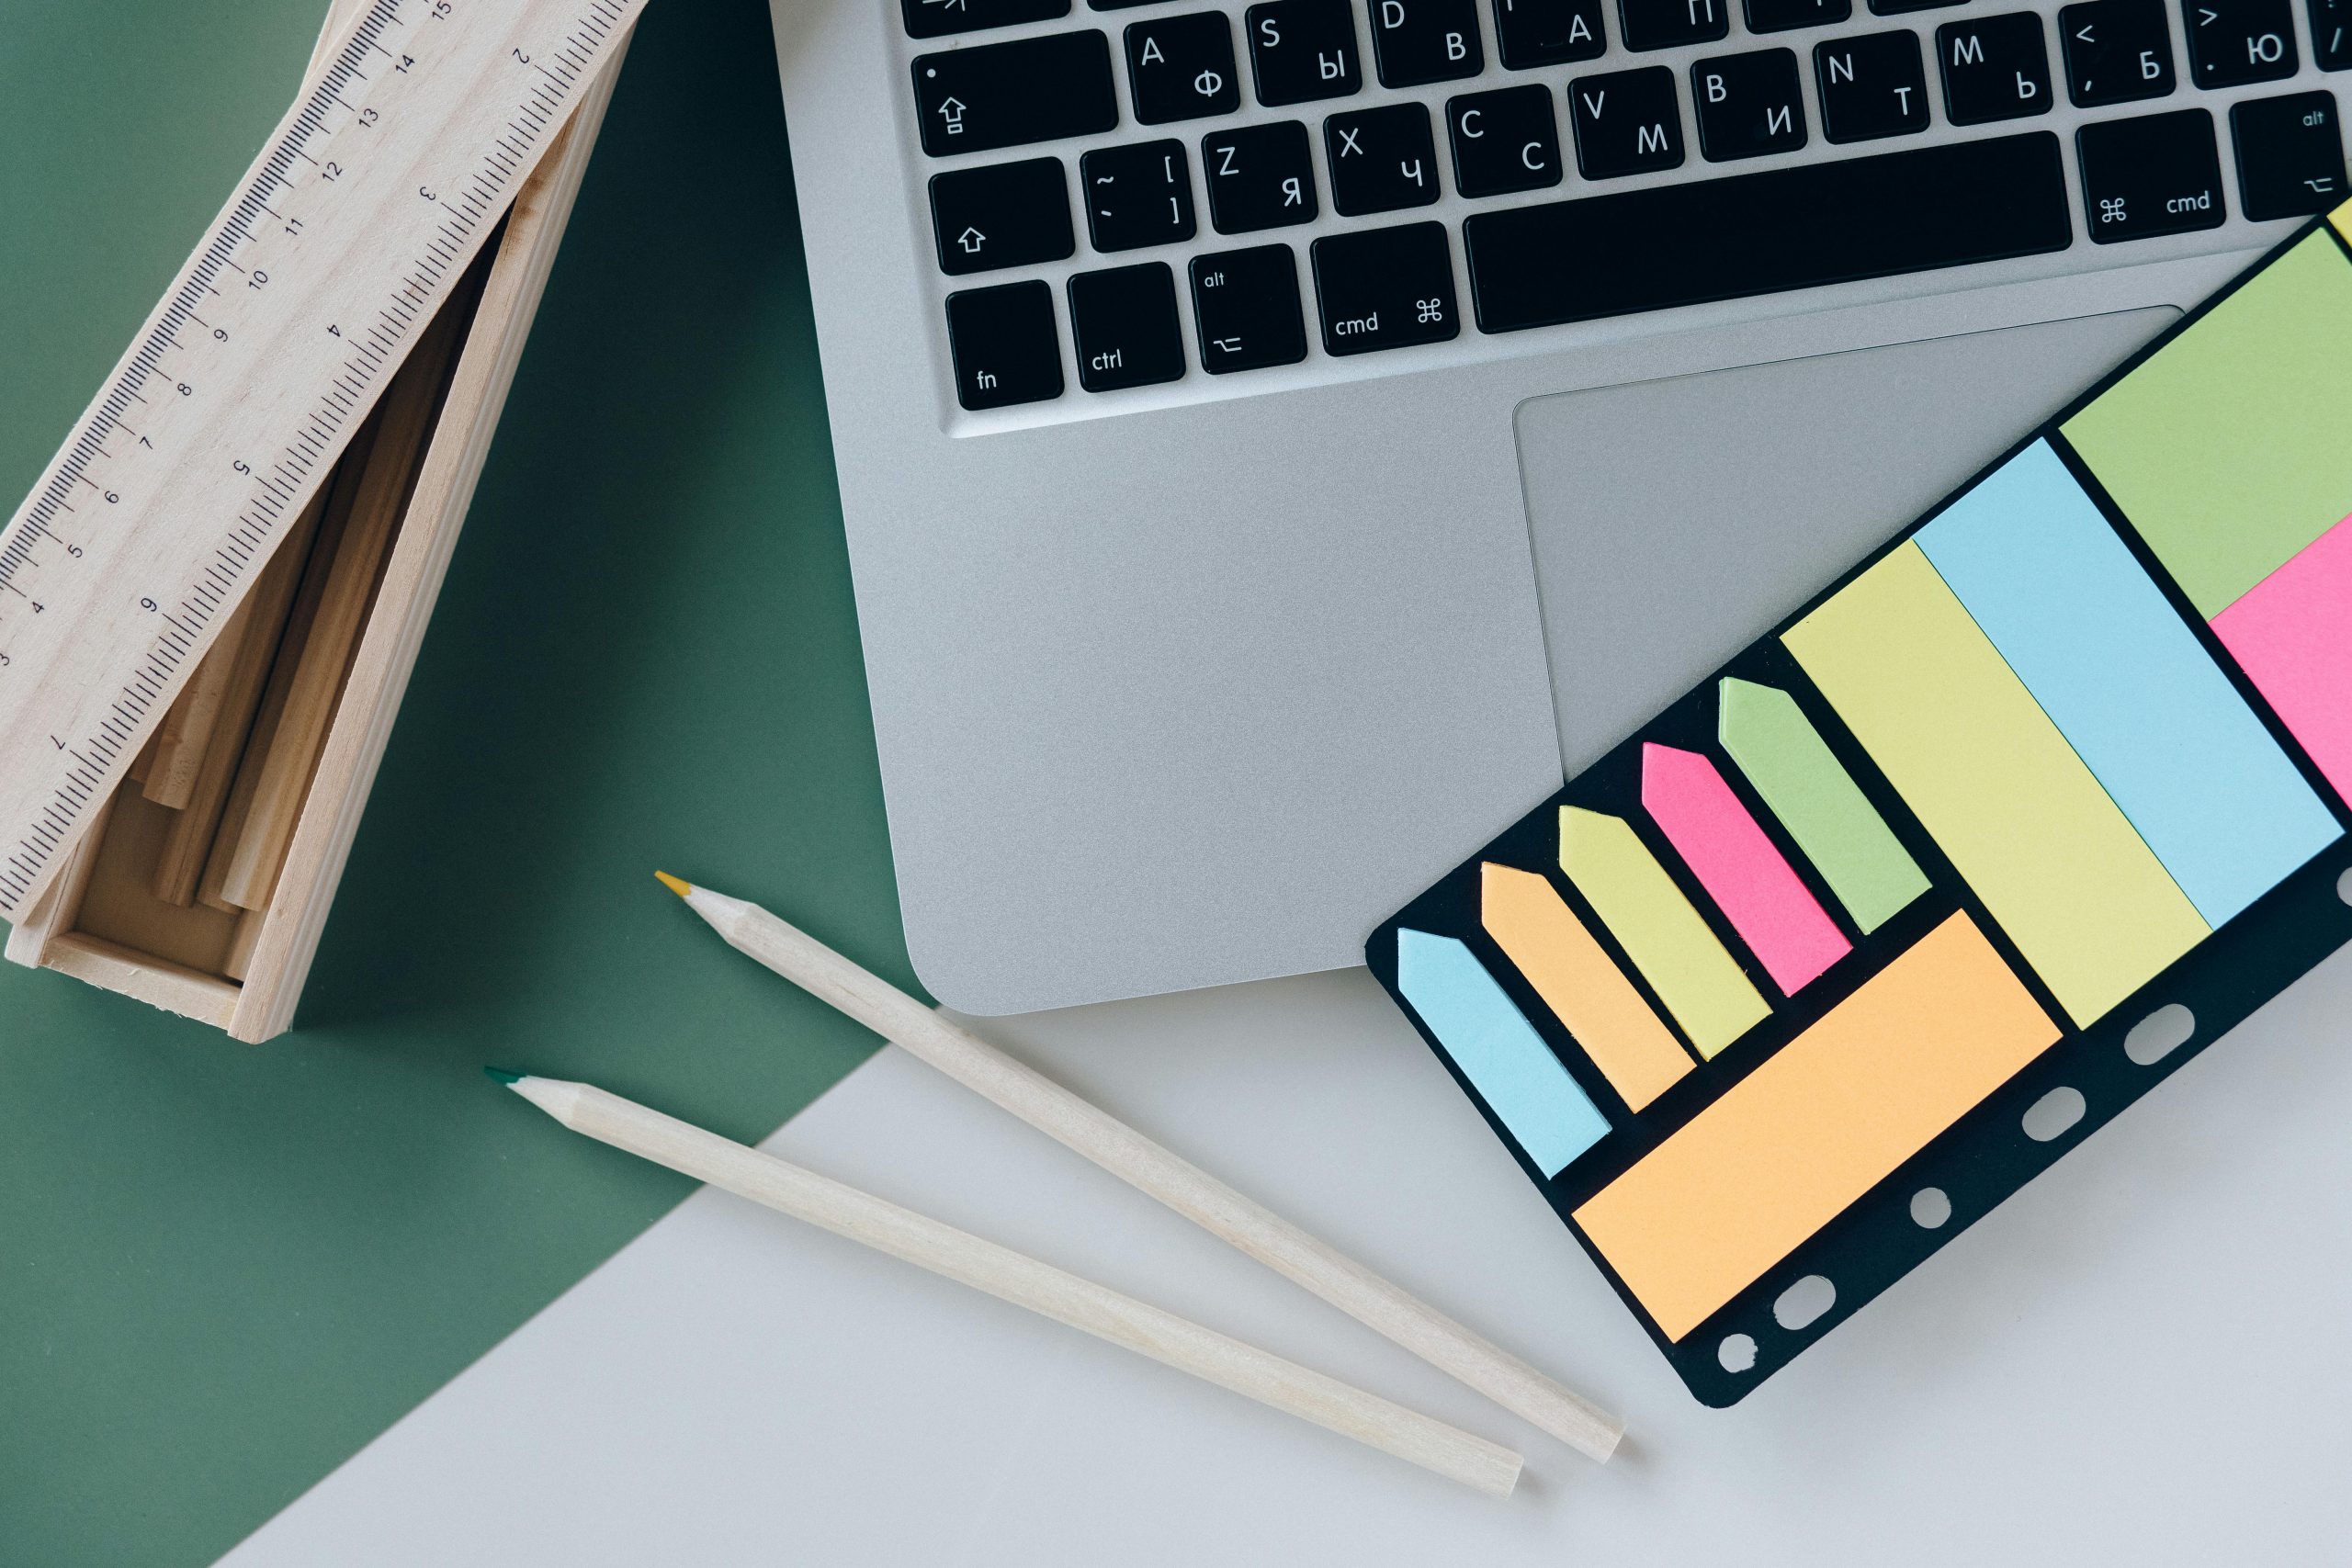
[2338,865,2352,907]
[2123,1003,2197,1066]
[1910,1187,1952,1228]
[2021,1086,2087,1143]
[1772,1274,1837,1331]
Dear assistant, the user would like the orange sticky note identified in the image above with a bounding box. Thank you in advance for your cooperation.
[1573,912,2059,1340]
[1481,863,1695,1111]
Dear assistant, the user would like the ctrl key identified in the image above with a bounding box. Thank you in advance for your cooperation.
[2078,107,2227,242]
[1189,244,1310,373]
[946,279,1065,410]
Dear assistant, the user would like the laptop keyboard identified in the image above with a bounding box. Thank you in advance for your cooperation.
[905,0,2347,412]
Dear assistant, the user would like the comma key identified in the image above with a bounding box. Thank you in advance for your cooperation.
[1310,220,1461,356]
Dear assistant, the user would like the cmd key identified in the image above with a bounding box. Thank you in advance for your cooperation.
[913,33,1121,155]
[2078,107,2226,240]
[1311,220,1462,355]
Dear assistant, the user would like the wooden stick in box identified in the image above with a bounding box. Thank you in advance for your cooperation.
[196,440,367,914]
[150,485,333,906]
[209,298,469,914]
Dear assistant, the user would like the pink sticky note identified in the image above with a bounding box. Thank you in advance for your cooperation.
[1641,743,1851,995]
[2212,514,2352,809]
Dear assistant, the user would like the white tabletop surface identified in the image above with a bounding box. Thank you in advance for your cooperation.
[219,942,2352,1565]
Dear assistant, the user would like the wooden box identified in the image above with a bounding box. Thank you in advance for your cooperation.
[4,8,623,1043]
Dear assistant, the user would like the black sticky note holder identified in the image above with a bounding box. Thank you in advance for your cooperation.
[1367,214,2352,1405]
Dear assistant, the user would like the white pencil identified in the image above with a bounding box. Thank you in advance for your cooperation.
[492,1069,1522,1496]
[656,874,1624,1464]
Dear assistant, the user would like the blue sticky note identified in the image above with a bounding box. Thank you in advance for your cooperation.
[1395,930,1609,1177]
[1917,440,2341,925]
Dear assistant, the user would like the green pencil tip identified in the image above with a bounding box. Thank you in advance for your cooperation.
[483,1066,525,1085]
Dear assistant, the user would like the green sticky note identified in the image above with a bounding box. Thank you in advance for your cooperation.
[2062,231,2352,618]
[1557,806,1770,1057]
[1717,678,1930,933]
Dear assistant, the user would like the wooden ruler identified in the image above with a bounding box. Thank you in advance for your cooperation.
[0,0,645,922]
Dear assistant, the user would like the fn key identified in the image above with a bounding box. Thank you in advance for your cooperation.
[946,280,1065,410]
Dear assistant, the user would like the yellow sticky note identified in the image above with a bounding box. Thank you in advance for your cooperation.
[1481,863,1695,1111]
[1784,543,2208,1025]
[2333,196,2352,245]
[1574,912,2060,1340]
[1556,807,1769,1057]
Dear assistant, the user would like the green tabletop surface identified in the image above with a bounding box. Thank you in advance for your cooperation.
[0,4,912,1562]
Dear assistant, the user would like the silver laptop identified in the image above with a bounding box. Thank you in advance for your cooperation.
[767,0,2344,1013]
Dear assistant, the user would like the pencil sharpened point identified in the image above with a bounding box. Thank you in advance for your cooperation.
[484,1066,526,1085]
[654,871,693,900]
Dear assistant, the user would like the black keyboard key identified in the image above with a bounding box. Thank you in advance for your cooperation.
[2078,108,2226,240]
[2182,0,2299,85]
[1740,0,1844,28]
[914,34,1120,156]
[930,158,1076,276]
[1203,122,1320,231]
[1311,221,1462,355]
[1493,0,1610,63]
[1127,13,1243,123]
[2314,0,2352,67]
[1694,49,1809,159]
[1870,0,1962,13]
[2060,0,2177,105]
[1816,31,1932,141]
[1069,263,1188,389]
[1938,13,2054,121]
[1746,0,1851,31]
[1373,0,1487,83]
[2232,90,2348,217]
[1620,0,1731,50]
[1191,244,1310,370]
[1569,65,1687,175]
[905,0,1070,38]
[1082,141,1198,251]
[947,281,1065,409]
[1447,85,1566,194]
[1248,0,1366,104]
[1326,103,1443,212]
[1464,131,2069,331]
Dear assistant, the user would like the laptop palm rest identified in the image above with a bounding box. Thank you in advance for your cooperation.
[1516,308,2178,774]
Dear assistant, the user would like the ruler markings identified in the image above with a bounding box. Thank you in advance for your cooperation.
[0,0,645,919]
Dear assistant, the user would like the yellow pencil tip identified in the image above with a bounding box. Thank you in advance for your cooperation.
[654,871,693,899]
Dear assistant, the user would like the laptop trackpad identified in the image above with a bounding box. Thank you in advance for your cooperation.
[1517,308,2178,773]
